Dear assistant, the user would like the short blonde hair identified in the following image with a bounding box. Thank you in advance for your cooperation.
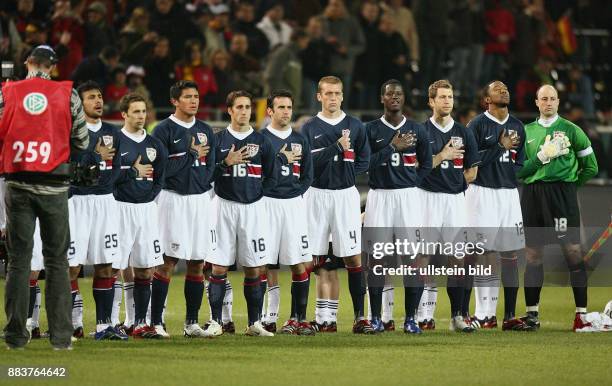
[318,76,343,92]
[428,79,453,99]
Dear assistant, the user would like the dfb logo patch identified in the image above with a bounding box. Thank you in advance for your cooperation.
[23,92,48,115]
[246,143,259,157]
[146,147,157,161]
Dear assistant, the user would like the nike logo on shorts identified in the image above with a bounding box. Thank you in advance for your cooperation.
[174,138,182,143]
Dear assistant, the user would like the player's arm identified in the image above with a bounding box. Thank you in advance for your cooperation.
[432,140,464,168]
[463,128,481,184]
[415,125,433,183]
[512,124,527,173]
[203,127,217,184]
[572,125,598,186]
[261,137,278,191]
[107,131,122,185]
[298,139,314,195]
[151,122,196,178]
[150,142,168,200]
[354,123,371,175]
[468,120,505,166]
[304,125,343,167]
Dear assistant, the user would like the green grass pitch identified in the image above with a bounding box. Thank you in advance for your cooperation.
[1,273,611,386]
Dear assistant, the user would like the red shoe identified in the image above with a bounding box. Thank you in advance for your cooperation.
[262,322,277,333]
[383,320,395,331]
[352,319,376,334]
[573,313,598,332]
[482,316,498,329]
[297,321,316,336]
[419,319,436,330]
[280,319,299,334]
[325,321,337,333]
[502,318,535,331]
[222,321,236,334]
[132,325,161,339]
[72,326,84,339]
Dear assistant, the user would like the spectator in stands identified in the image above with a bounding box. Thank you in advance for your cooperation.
[378,13,410,94]
[71,45,119,88]
[414,0,450,93]
[449,0,485,100]
[457,105,478,127]
[175,39,218,118]
[50,0,85,79]
[231,1,269,59]
[229,33,263,97]
[208,48,238,108]
[149,0,202,62]
[481,0,515,85]
[319,0,365,105]
[301,16,334,111]
[257,2,293,51]
[119,7,158,65]
[83,1,115,57]
[0,11,22,63]
[12,0,45,40]
[104,65,128,119]
[144,36,176,113]
[264,28,310,107]
[197,3,231,61]
[381,0,419,69]
[290,0,322,26]
[567,65,596,119]
[353,0,382,110]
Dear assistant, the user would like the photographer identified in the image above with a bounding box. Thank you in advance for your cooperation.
[0,45,89,350]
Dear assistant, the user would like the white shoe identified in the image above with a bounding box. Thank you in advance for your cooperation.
[450,316,475,333]
[154,325,170,338]
[184,323,207,338]
[26,318,33,343]
[245,321,274,337]
[203,320,223,338]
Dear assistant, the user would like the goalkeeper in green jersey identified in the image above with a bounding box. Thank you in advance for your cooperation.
[517,84,599,332]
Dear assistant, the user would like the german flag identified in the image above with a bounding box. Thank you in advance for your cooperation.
[557,15,578,55]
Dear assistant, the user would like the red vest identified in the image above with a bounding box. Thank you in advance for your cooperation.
[0,78,72,173]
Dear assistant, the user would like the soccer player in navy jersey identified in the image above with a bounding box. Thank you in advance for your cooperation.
[464,80,533,331]
[416,80,480,333]
[301,76,373,334]
[113,93,167,339]
[260,90,315,335]
[149,80,218,338]
[205,90,279,336]
[66,81,125,340]
[364,79,432,333]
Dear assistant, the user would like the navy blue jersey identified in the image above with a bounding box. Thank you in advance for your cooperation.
[151,115,216,195]
[70,121,121,196]
[419,118,480,194]
[261,127,313,199]
[367,117,433,189]
[114,129,167,203]
[302,113,370,190]
[213,127,278,204]
[468,112,526,189]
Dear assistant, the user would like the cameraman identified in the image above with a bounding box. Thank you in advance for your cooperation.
[0,45,89,350]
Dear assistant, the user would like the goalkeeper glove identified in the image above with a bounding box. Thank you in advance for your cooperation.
[537,134,571,164]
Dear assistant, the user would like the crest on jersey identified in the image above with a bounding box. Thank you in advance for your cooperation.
[102,135,113,147]
[23,92,48,115]
[342,129,351,137]
[197,132,208,146]
[246,143,259,157]
[450,136,463,148]
[146,147,157,161]
[291,143,302,156]
[553,131,565,140]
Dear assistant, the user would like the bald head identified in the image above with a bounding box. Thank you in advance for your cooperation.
[535,84,559,119]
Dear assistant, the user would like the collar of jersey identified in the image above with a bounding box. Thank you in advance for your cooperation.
[227,125,253,140]
[316,111,346,126]
[169,114,196,129]
[484,111,509,125]
[87,120,103,132]
[429,117,454,133]
[537,114,559,127]
[380,115,406,130]
[266,125,292,139]
[121,127,147,143]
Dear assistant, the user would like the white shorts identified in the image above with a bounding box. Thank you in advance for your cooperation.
[305,186,361,257]
[113,201,163,270]
[263,196,312,266]
[67,194,119,267]
[419,188,468,244]
[31,220,44,271]
[206,197,270,268]
[466,184,525,251]
[157,189,217,260]
[364,187,424,245]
